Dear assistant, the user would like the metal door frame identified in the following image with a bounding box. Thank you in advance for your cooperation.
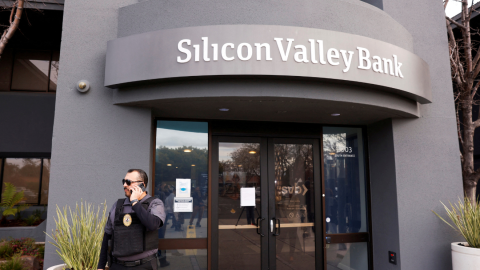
[211,136,269,269]
[212,136,324,270]
[267,138,323,270]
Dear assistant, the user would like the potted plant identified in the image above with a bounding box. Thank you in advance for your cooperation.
[46,201,107,270]
[433,197,480,270]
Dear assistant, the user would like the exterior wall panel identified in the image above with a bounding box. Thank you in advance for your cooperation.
[383,1,464,269]
[0,93,55,155]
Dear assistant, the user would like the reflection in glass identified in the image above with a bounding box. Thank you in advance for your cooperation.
[323,127,367,234]
[218,142,261,269]
[326,242,368,270]
[155,120,208,240]
[40,159,50,204]
[11,51,51,91]
[3,158,41,204]
[274,144,315,270]
[49,51,60,91]
[0,49,13,91]
[160,249,207,270]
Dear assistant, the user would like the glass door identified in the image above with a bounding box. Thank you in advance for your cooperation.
[268,139,320,270]
[213,137,269,270]
[212,137,323,270]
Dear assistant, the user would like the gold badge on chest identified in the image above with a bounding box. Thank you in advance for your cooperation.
[123,214,132,227]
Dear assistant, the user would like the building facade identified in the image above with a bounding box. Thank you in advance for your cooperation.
[0,0,465,269]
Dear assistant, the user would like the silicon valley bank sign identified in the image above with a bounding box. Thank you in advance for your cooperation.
[105,25,432,103]
[177,38,404,77]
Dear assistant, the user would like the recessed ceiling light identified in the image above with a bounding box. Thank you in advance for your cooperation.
[249,151,257,154]
[191,164,195,166]
[184,149,192,153]
[331,113,341,116]
[219,108,229,112]
[167,164,172,166]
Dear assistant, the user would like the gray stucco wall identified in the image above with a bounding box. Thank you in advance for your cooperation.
[367,119,401,270]
[0,92,55,156]
[43,0,152,268]
[0,220,47,242]
[45,0,463,269]
[381,1,464,269]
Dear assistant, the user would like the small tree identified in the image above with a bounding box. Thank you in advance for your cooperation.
[0,0,25,58]
[444,0,480,204]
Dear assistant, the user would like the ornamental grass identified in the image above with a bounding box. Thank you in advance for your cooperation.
[433,197,480,248]
[47,201,107,270]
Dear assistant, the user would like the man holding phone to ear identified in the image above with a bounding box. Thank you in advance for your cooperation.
[97,169,166,270]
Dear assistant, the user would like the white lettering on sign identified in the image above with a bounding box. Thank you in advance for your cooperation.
[177,37,404,79]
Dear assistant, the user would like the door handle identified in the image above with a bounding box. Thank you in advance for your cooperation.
[271,218,280,236]
[274,218,280,236]
[256,217,265,237]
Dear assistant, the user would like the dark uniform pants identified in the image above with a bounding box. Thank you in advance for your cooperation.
[110,259,157,270]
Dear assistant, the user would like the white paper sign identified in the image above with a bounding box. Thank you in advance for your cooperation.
[174,197,193,212]
[176,178,191,198]
[240,187,256,207]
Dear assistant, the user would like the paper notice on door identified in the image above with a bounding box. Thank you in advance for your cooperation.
[176,178,191,198]
[240,187,256,207]
[174,197,193,212]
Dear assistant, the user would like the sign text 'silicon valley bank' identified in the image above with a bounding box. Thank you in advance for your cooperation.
[177,37,404,78]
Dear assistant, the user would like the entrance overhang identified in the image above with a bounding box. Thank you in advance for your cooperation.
[105,25,431,104]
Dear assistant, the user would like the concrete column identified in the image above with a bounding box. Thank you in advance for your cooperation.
[43,0,151,268]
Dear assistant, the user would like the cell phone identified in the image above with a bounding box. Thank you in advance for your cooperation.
[138,183,146,192]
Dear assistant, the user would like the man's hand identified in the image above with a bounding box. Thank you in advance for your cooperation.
[130,185,143,201]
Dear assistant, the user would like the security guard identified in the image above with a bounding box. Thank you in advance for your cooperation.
[98,169,166,270]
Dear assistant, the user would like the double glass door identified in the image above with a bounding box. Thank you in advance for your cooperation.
[212,137,323,270]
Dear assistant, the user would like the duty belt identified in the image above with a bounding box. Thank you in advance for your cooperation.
[112,254,157,267]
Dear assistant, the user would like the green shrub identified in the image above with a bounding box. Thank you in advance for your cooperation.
[47,201,108,270]
[433,197,480,248]
[9,238,37,256]
[24,215,39,226]
[36,245,44,259]
[31,208,45,221]
[0,244,14,259]
[0,183,29,220]
[0,254,25,270]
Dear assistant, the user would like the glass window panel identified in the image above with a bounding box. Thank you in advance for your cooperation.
[3,158,41,204]
[157,249,206,270]
[274,144,315,269]
[0,49,13,91]
[11,50,51,91]
[326,242,369,270]
[40,159,50,204]
[218,142,261,269]
[155,121,208,239]
[323,127,367,234]
[49,51,59,91]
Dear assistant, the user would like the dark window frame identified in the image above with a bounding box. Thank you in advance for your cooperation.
[3,48,59,93]
[153,117,374,270]
[0,157,50,206]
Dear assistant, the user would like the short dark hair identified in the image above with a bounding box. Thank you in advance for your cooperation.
[127,169,148,188]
